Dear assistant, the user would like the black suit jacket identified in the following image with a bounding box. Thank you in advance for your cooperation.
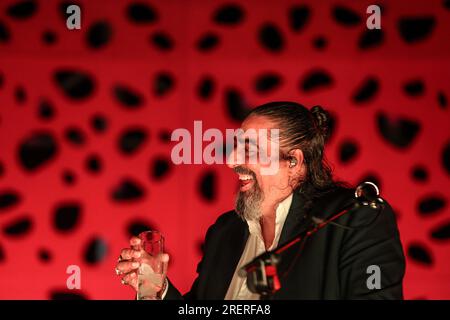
[166,187,406,300]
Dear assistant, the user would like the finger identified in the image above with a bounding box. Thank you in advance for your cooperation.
[120,248,142,260]
[116,260,140,274]
[121,271,137,286]
[129,276,139,291]
[130,237,141,250]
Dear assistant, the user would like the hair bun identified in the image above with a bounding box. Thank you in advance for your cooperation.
[310,105,330,139]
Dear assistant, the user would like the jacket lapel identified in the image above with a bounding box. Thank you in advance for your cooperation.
[279,190,312,246]
[207,215,249,299]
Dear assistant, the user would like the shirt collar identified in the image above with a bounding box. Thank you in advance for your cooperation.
[275,193,293,226]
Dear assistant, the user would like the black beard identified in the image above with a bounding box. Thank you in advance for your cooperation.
[235,179,264,222]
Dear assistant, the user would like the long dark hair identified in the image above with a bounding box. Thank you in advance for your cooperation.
[246,101,339,207]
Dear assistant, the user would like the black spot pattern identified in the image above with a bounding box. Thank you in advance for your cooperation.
[15,86,27,104]
[197,76,215,100]
[301,69,334,92]
[158,130,171,143]
[418,196,446,216]
[6,0,37,20]
[443,142,450,175]
[0,243,5,262]
[225,88,251,122]
[154,72,175,97]
[18,132,58,172]
[358,29,384,49]
[430,222,450,240]
[42,30,57,45]
[54,69,95,100]
[289,5,310,32]
[437,91,447,109]
[0,190,21,212]
[0,0,447,298]
[398,17,436,44]
[64,127,86,146]
[3,216,32,237]
[127,219,155,237]
[61,169,76,186]
[118,127,148,155]
[196,32,220,52]
[150,31,174,51]
[90,114,108,133]
[0,20,11,43]
[376,112,420,149]
[358,173,382,191]
[127,2,158,24]
[312,36,327,50]
[445,0,450,10]
[37,99,55,121]
[404,79,425,97]
[85,154,102,174]
[338,140,359,164]
[113,84,144,109]
[411,165,428,182]
[50,291,87,300]
[332,5,361,27]
[111,178,145,202]
[258,23,284,52]
[213,4,244,26]
[199,170,216,202]
[324,112,336,144]
[84,237,108,264]
[353,77,379,104]
[407,243,433,266]
[86,21,113,49]
[53,202,81,232]
[38,248,52,263]
[254,72,282,94]
[151,157,171,181]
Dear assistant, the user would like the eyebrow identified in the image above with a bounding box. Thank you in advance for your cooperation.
[236,137,258,149]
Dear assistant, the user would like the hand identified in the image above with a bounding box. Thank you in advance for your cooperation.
[115,236,169,298]
[115,238,141,291]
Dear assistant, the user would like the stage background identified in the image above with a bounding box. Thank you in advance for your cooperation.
[0,0,449,299]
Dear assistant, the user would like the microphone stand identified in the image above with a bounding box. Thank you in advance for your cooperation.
[240,182,384,300]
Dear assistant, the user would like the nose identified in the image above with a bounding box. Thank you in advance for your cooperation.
[226,147,238,169]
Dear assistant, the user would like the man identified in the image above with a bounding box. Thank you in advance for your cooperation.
[115,101,406,299]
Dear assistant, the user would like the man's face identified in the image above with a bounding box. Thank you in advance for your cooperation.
[227,115,294,220]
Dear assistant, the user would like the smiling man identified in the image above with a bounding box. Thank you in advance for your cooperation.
[115,101,406,300]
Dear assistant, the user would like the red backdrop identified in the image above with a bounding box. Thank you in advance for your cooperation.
[0,0,449,299]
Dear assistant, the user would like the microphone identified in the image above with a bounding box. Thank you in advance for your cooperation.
[354,181,384,208]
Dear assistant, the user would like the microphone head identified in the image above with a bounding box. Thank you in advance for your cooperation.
[355,181,381,206]
[355,181,380,199]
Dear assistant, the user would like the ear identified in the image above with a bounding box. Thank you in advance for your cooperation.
[287,149,305,188]
[288,149,304,172]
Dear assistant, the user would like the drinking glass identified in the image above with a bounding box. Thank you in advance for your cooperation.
[136,230,165,300]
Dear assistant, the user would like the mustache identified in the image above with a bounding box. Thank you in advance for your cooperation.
[234,166,256,177]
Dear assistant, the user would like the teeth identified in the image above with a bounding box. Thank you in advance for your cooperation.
[238,175,253,181]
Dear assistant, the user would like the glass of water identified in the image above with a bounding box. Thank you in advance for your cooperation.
[136,230,165,300]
